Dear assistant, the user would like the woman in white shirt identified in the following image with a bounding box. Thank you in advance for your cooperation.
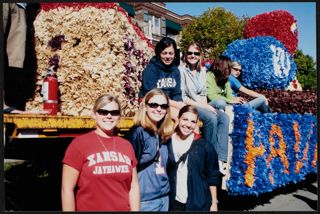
[167,105,220,211]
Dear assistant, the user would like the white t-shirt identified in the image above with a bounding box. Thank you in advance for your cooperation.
[172,133,194,203]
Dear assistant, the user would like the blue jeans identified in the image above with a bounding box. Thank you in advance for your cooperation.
[211,99,228,111]
[211,96,272,113]
[197,106,230,161]
[246,96,272,113]
[140,195,169,211]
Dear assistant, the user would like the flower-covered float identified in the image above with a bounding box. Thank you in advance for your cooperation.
[243,10,298,55]
[26,3,154,116]
[223,10,317,195]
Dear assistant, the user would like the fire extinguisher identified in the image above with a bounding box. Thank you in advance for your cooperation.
[42,66,58,115]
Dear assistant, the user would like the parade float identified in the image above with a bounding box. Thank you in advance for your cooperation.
[4,4,317,197]
[26,2,154,117]
[223,10,317,195]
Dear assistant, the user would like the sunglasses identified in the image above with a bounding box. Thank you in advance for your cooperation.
[232,67,242,72]
[147,102,169,110]
[96,109,120,116]
[187,51,200,56]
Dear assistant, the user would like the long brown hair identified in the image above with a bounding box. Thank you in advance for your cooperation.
[134,89,174,142]
[178,105,199,120]
[209,55,231,88]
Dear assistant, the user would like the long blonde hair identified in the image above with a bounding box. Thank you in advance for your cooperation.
[134,89,174,142]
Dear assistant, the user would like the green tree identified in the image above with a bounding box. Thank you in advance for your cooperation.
[294,49,317,90]
[180,7,248,58]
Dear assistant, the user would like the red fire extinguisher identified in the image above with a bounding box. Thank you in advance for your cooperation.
[42,66,59,115]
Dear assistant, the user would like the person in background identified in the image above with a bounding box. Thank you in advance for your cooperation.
[3,3,42,114]
[229,61,272,113]
[138,37,185,120]
[61,94,139,211]
[3,3,27,111]
[179,42,229,174]
[126,89,175,211]
[167,105,221,211]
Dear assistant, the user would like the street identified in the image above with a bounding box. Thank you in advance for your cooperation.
[218,173,318,211]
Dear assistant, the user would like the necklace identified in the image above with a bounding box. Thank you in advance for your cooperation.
[95,132,116,152]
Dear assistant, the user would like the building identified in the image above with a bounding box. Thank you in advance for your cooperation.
[119,2,193,46]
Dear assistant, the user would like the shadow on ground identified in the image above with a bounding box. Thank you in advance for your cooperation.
[5,138,70,211]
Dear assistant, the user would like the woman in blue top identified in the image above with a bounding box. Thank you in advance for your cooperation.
[126,88,175,211]
[228,61,272,113]
[179,42,230,174]
[139,37,185,119]
[167,105,221,211]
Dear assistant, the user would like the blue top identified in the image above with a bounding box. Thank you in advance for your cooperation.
[138,56,183,101]
[126,126,170,201]
[167,135,221,210]
[229,75,242,96]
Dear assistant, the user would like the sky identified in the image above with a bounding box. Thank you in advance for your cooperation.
[165,2,317,61]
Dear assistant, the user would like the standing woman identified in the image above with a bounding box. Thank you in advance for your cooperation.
[127,88,175,211]
[179,42,230,173]
[138,37,185,119]
[61,94,139,211]
[167,105,221,211]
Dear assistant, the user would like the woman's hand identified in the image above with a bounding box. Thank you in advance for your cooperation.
[230,96,246,104]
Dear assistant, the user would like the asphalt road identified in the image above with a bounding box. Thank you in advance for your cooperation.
[218,173,318,211]
[4,159,318,212]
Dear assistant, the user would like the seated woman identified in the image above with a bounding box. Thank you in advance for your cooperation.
[179,42,229,174]
[138,37,185,120]
[167,105,221,211]
[229,61,272,113]
[206,56,271,113]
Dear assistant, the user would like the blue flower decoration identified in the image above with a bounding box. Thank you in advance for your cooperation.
[223,36,297,89]
[227,106,317,195]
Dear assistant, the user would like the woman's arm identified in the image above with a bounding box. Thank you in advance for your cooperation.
[209,186,218,211]
[183,97,217,113]
[129,167,140,211]
[239,85,263,98]
[169,99,186,121]
[61,164,80,211]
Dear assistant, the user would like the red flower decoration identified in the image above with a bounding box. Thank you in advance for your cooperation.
[244,10,298,55]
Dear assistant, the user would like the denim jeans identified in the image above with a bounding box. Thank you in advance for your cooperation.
[140,195,169,211]
[211,96,272,113]
[245,96,272,113]
[197,106,230,161]
[211,99,228,111]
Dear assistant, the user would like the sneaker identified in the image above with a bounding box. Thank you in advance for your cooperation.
[219,160,227,175]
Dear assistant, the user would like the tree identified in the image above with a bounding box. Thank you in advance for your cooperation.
[294,49,317,90]
[179,7,248,58]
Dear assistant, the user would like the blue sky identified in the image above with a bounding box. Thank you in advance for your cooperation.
[165,2,316,61]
